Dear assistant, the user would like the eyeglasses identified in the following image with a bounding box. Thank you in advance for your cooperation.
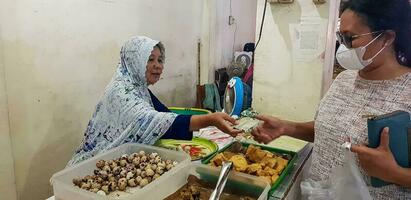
[336,31,384,48]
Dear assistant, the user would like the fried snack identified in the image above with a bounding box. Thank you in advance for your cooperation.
[209,144,290,186]
[263,150,274,158]
[256,169,264,177]
[277,156,289,166]
[245,145,267,163]
[229,155,248,172]
[260,157,277,168]
[264,167,277,176]
[246,163,262,175]
[222,151,237,160]
[271,174,279,184]
[274,157,288,174]
[256,166,277,177]
[210,153,228,166]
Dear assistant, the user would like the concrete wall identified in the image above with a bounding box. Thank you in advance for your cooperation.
[253,0,331,121]
[0,32,17,200]
[0,0,202,199]
[201,0,257,83]
[0,0,257,199]
[215,0,257,69]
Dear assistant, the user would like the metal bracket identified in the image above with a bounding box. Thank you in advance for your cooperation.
[268,0,294,4]
[313,0,326,4]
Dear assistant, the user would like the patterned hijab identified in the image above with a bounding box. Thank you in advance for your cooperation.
[67,36,177,166]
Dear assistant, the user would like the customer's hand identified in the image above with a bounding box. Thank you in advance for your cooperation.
[251,115,291,144]
[351,127,402,183]
[207,112,242,137]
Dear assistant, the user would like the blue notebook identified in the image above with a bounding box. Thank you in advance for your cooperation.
[367,110,411,187]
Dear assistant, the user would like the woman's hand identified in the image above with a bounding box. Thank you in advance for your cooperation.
[351,127,403,184]
[206,112,242,137]
[190,112,241,137]
[251,115,294,144]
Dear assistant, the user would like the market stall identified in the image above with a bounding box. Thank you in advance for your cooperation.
[47,125,311,200]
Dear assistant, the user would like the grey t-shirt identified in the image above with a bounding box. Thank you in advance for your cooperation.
[310,70,411,199]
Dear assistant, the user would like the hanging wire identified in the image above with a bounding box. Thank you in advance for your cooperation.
[255,0,268,51]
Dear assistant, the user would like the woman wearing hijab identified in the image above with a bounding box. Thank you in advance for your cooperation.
[67,36,240,166]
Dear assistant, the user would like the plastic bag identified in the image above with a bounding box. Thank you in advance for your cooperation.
[301,150,372,200]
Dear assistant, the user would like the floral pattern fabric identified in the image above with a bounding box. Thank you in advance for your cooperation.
[67,36,177,166]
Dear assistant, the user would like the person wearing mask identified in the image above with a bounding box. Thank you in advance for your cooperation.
[252,0,411,198]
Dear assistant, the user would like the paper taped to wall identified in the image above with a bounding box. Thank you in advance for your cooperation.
[290,17,327,63]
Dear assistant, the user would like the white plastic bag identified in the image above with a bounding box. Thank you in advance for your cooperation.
[301,150,372,200]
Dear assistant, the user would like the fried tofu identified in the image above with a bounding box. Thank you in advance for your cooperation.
[271,174,279,184]
[209,144,290,186]
[260,157,277,168]
[210,153,227,166]
[222,151,237,160]
[246,163,262,174]
[229,155,248,172]
[256,166,277,177]
[245,145,267,163]
[274,157,288,174]
[263,150,274,158]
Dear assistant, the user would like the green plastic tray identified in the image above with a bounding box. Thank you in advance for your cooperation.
[168,107,211,115]
[201,141,298,197]
[154,137,218,161]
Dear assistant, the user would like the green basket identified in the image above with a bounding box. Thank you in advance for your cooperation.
[201,141,298,197]
[168,107,211,115]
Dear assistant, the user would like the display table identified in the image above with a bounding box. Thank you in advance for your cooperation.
[47,128,313,200]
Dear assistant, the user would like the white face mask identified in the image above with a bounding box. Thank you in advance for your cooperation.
[336,33,386,70]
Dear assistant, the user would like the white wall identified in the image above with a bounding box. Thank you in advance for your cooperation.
[0,0,257,199]
[0,0,203,199]
[203,0,257,83]
[253,0,331,121]
[0,35,17,200]
[216,0,257,69]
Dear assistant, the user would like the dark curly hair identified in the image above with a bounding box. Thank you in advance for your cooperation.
[341,0,411,67]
